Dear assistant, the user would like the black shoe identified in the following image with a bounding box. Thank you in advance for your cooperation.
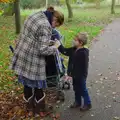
[80,104,92,112]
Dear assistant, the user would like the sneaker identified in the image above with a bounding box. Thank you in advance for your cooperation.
[70,102,81,108]
[80,104,92,112]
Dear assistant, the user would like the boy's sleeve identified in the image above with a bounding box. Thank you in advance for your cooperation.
[38,25,57,56]
[58,45,73,56]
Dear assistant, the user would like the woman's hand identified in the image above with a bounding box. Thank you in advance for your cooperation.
[49,40,55,46]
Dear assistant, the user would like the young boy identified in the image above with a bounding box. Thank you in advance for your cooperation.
[55,32,92,111]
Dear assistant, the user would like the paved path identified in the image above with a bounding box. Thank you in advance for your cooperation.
[60,19,120,120]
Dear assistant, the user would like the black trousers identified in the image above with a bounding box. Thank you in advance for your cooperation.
[24,85,44,101]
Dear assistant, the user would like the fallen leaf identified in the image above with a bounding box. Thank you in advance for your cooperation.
[113,116,120,120]
[50,114,56,118]
[104,95,107,98]
[95,81,98,83]
[100,81,103,84]
[110,71,113,74]
[112,92,116,95]
[104,77,108,80]
[98,73,103,76]
[100,78,103,81]
[108,105,111,108]
[56,113,60,119]
[113,97,116,100]
[118,77,120,80]
[40,112,46,117]
[97,90,100,93]
[105,106,109,109]
[56,100,60,104]
[108,67,111,70]
[91,114,94,117]
[116,73,119,76]
[96,93,100,95]
[56,105,59,108]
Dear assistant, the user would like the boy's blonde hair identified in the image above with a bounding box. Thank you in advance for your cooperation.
[78,32,88,45]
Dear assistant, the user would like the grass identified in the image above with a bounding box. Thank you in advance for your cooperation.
[0,7,120,91]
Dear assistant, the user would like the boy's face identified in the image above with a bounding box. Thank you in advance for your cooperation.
[73,35,83,47]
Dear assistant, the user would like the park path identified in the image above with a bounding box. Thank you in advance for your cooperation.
[60,18,120,120]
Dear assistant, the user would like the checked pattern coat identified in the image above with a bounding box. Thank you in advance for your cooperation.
[10,11,57,81]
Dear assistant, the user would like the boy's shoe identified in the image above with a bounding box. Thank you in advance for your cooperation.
[70,102,81,108]
[80,104,92,112]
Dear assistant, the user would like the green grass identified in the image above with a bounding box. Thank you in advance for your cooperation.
[0,7,120,91]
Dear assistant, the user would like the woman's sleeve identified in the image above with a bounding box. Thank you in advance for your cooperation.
[58,45,73,56]
[38,25,57,56]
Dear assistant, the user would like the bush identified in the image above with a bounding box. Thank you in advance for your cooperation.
[20,0,46,9]
[0,3,14,16]
[0,3,6,10]
[20,0,58,9]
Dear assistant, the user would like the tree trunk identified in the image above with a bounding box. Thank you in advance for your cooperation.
[46,0,48,8]
[96,0,100,9]
[56,0,60,5]
[111,0,115,14]
[116,0,120,4]
[65,0,73,20]
[14,0,21,34]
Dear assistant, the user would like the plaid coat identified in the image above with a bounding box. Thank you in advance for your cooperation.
[10,11,57,81]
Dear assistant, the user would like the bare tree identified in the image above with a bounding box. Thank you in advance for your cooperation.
[95,0,100,9]
[55,0,60,5]
[46,0,48,8]
[111,0,115,14]
[65,0,73,20]
[116,0,120,4]
[14,0,21,34]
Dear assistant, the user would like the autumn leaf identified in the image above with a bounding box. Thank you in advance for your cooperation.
[55,113,60,119]
[0,0,15,3]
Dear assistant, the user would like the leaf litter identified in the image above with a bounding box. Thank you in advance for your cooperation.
[0,88,63,120]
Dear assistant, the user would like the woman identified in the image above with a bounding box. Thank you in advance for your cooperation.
[10,7,64,115]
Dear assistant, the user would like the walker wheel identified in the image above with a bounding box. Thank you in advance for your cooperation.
[62,82,70,90]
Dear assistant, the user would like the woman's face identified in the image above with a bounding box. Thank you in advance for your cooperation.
[52,17,60,28]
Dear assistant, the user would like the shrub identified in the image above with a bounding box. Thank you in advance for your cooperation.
[20,0,58,9]
[20,0,46,9]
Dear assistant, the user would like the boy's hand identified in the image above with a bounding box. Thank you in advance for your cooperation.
[54,39,61,48]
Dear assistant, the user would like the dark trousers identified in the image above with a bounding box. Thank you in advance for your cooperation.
[24,86,44,101]
[73,78,91,106]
